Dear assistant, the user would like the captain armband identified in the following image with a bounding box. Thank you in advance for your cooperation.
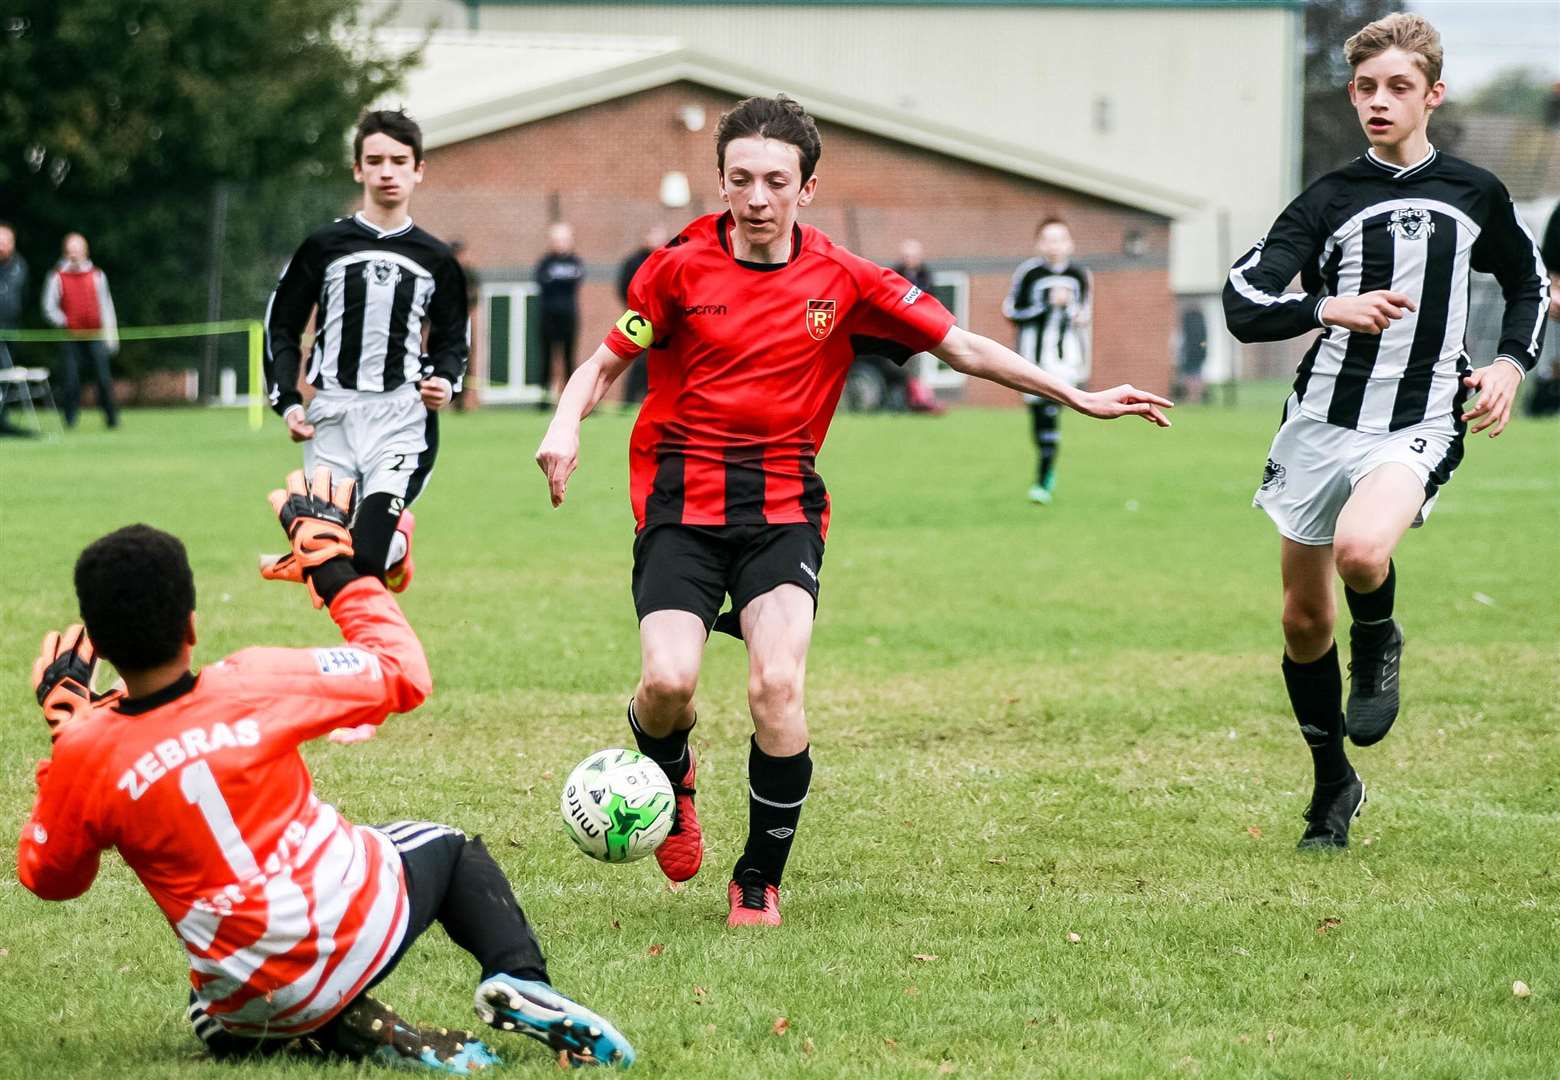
[616,310,655,350]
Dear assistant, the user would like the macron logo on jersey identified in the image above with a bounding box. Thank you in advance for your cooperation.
[901,285,923,305]
[314,648,380,678]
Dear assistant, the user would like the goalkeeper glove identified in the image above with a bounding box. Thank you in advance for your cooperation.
[263,466,357,608]
[32,625,118,738]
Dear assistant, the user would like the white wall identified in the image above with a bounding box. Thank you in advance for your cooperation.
[372,2,1301,295]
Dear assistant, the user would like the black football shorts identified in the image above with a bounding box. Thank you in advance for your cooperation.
[631,523,824,639]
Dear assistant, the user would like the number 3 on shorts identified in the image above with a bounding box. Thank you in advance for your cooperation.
[1408,437,1427,454]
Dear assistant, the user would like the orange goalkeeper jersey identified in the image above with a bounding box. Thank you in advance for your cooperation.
[16,578,432,1036]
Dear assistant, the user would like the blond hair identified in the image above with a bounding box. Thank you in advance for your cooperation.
[1345,12,1443,84]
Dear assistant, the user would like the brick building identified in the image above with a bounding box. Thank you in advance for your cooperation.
[395,33,1190,406]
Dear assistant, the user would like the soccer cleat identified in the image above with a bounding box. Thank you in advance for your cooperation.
[1027,484,1052,505]
[474,975,634,1069]
[654,749,704,882]
[331,994,502,1075]
[726,868,782,927]
[1345,620,1403,746]
[385,510,417,593]
[1297,771,1366,850]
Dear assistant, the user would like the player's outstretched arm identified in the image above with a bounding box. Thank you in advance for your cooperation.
[535,343,635,507]
[931,325,1172,426]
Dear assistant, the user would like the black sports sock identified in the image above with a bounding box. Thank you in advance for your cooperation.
[1282,645,1351,786]
[733,737,812,888]
[1345,559,1395,632]
[628,699,691,782]
[1039,445,1058,488]
[437,836,549,984]
[351,492,402,580]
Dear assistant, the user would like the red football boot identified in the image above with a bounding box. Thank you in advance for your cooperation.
[726,869,781,927]
[654,749,704,882]
[384,510,416,593]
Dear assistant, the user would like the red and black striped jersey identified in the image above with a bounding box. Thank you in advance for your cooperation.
[604,212,955,538]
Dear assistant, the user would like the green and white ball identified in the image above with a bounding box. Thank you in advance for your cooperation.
[560,748,675,863]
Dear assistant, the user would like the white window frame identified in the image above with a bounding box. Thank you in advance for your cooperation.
[480,281,547,405]
[917,269,970,389]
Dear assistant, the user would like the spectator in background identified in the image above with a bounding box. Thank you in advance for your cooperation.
[1177,305,1208,405]
[0,221,32,436]
[892,238,934,295]
[1527,201,1560,417]
[887,239,944,414]
[534,223,584,406]
[43,232,119,430]
[617,224,669,406]
[450,239,482,411]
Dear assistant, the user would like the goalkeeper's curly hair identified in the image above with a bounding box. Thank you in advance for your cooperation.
[74,525,196,672]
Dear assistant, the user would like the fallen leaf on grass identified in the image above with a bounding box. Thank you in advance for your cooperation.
[913,953,938,963]
[0,948,8,958]
[1246,826,1263,839]
[693,985,707,998]
[541,770,554,781]
[772,1017,790,1036]
[647,944,665,957]
[1315,917,1342,935]
[903,985,919,997]
[883,1037,899,1050]
[1066,932,1082,944]
[802,1037,815,1055]
[1513,980,1531,998]
[939,1062,957,1075]
[609,920,621,930]
[986,856,1008,865]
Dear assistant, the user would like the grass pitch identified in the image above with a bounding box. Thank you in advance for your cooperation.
[1,388,1557,1078]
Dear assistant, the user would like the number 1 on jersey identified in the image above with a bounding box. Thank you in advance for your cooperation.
[180,758,262,880]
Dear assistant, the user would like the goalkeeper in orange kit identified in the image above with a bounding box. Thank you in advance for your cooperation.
[22,467,634,1071]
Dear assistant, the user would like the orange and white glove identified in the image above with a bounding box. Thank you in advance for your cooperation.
[32,624,118,739]
[260,466,357,608]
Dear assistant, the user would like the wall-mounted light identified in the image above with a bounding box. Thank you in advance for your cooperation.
[660,171,691,208]
[678,104,706,132]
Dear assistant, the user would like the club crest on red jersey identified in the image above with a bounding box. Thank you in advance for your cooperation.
[805,299,837,341]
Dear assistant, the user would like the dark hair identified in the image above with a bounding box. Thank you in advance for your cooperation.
[354,108,424,163]
[715,94,822,183]
[74,525,196,672]
[1036,216,1070,237]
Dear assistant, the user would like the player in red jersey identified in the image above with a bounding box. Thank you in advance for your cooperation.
[20,468,633,1071]
[536,95,1172,927]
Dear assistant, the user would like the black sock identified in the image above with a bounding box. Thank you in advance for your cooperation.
[351,492,402,580]
[1039,445,1058,487]
[1345,559,1396,634]
[733,737,812,888]
[628,699,691,782]
[1283,645,1350,786]
[438,836,549,984]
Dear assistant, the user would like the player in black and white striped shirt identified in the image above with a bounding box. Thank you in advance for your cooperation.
[1005,217,1093,504]
[1224,13,1547,849]
[265,112,467,601]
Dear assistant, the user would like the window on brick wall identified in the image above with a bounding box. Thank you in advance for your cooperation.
[919,270,970,388]
[480,282,548,404]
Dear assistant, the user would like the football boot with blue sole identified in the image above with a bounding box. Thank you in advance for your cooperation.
[474,975,634,1069]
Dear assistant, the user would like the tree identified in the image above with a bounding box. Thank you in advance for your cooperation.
[0,0,419,382]
[1465,67,1553,123]
[1301,0,1402,185]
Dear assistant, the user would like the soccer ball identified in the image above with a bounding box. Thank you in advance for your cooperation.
[560,748,675,863]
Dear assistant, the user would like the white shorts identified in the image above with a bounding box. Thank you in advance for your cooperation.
[1253,400,1463,546]
[304,385,436,504]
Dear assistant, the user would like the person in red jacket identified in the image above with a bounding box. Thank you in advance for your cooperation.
[21,467,634,1072]
[42,232,120,429]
